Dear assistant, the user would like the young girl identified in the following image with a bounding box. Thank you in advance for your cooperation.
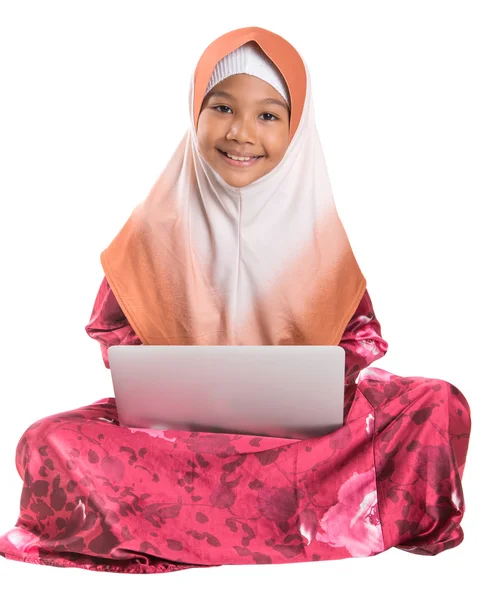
[0,26,471,573]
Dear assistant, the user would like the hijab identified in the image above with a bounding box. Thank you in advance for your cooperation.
[99,26,367,346]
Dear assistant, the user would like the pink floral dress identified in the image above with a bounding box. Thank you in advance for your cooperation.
[0,278,471,573]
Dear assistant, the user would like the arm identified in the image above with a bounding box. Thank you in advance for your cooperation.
[85,276,388,378]
[339,288,389,386]
[85,276,142,368]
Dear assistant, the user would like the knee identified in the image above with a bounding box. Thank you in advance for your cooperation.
[431,378,470,421]
[410,378,471,443]
[15,412,66,465]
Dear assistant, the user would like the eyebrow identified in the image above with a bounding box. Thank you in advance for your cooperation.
[208,90,289,112]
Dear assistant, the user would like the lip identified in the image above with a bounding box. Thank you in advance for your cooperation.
[217,149,264,168]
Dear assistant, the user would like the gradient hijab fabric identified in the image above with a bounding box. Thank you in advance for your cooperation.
[100,26,367,346]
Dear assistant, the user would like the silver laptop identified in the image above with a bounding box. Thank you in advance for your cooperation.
[108,345,345,440]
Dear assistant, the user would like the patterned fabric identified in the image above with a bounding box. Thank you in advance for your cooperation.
[0,279,470,573]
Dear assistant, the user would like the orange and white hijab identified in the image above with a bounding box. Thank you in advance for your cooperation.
[100,26,366,346]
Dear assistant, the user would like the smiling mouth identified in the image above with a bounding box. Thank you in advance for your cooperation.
[217,149,264,167]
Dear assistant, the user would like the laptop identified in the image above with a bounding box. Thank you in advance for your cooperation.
[108,345,346,440]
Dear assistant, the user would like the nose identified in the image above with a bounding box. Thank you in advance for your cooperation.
[225,115,257,144]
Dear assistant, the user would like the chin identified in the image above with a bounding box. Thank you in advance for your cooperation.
[219,167,262,186]
[223,176,256,188]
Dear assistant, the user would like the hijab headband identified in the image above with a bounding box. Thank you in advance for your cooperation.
[205,40,290,107]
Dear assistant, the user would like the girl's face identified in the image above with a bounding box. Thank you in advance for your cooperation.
[197,74,290,188]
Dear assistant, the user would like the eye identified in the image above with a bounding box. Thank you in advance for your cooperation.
[260,113,278,122]
[213,105,232,114]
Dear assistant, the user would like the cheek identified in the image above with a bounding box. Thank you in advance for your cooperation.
[196,114,211,144]
[269,140,289,162]
[265,128,289,158]
[197,121,220,156]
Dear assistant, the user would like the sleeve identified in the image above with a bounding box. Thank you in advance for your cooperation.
[85,276,142,369]
[339,288,389,386]
[85,278,388,378]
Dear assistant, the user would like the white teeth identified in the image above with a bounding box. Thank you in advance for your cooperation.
[224,152,258,162]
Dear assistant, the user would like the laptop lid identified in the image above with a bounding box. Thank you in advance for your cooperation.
[108,345,345,440]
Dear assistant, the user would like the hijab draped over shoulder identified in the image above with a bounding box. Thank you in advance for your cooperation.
[100,26,367,346]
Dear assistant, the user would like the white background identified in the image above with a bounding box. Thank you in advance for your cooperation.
[0,0,475,597]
